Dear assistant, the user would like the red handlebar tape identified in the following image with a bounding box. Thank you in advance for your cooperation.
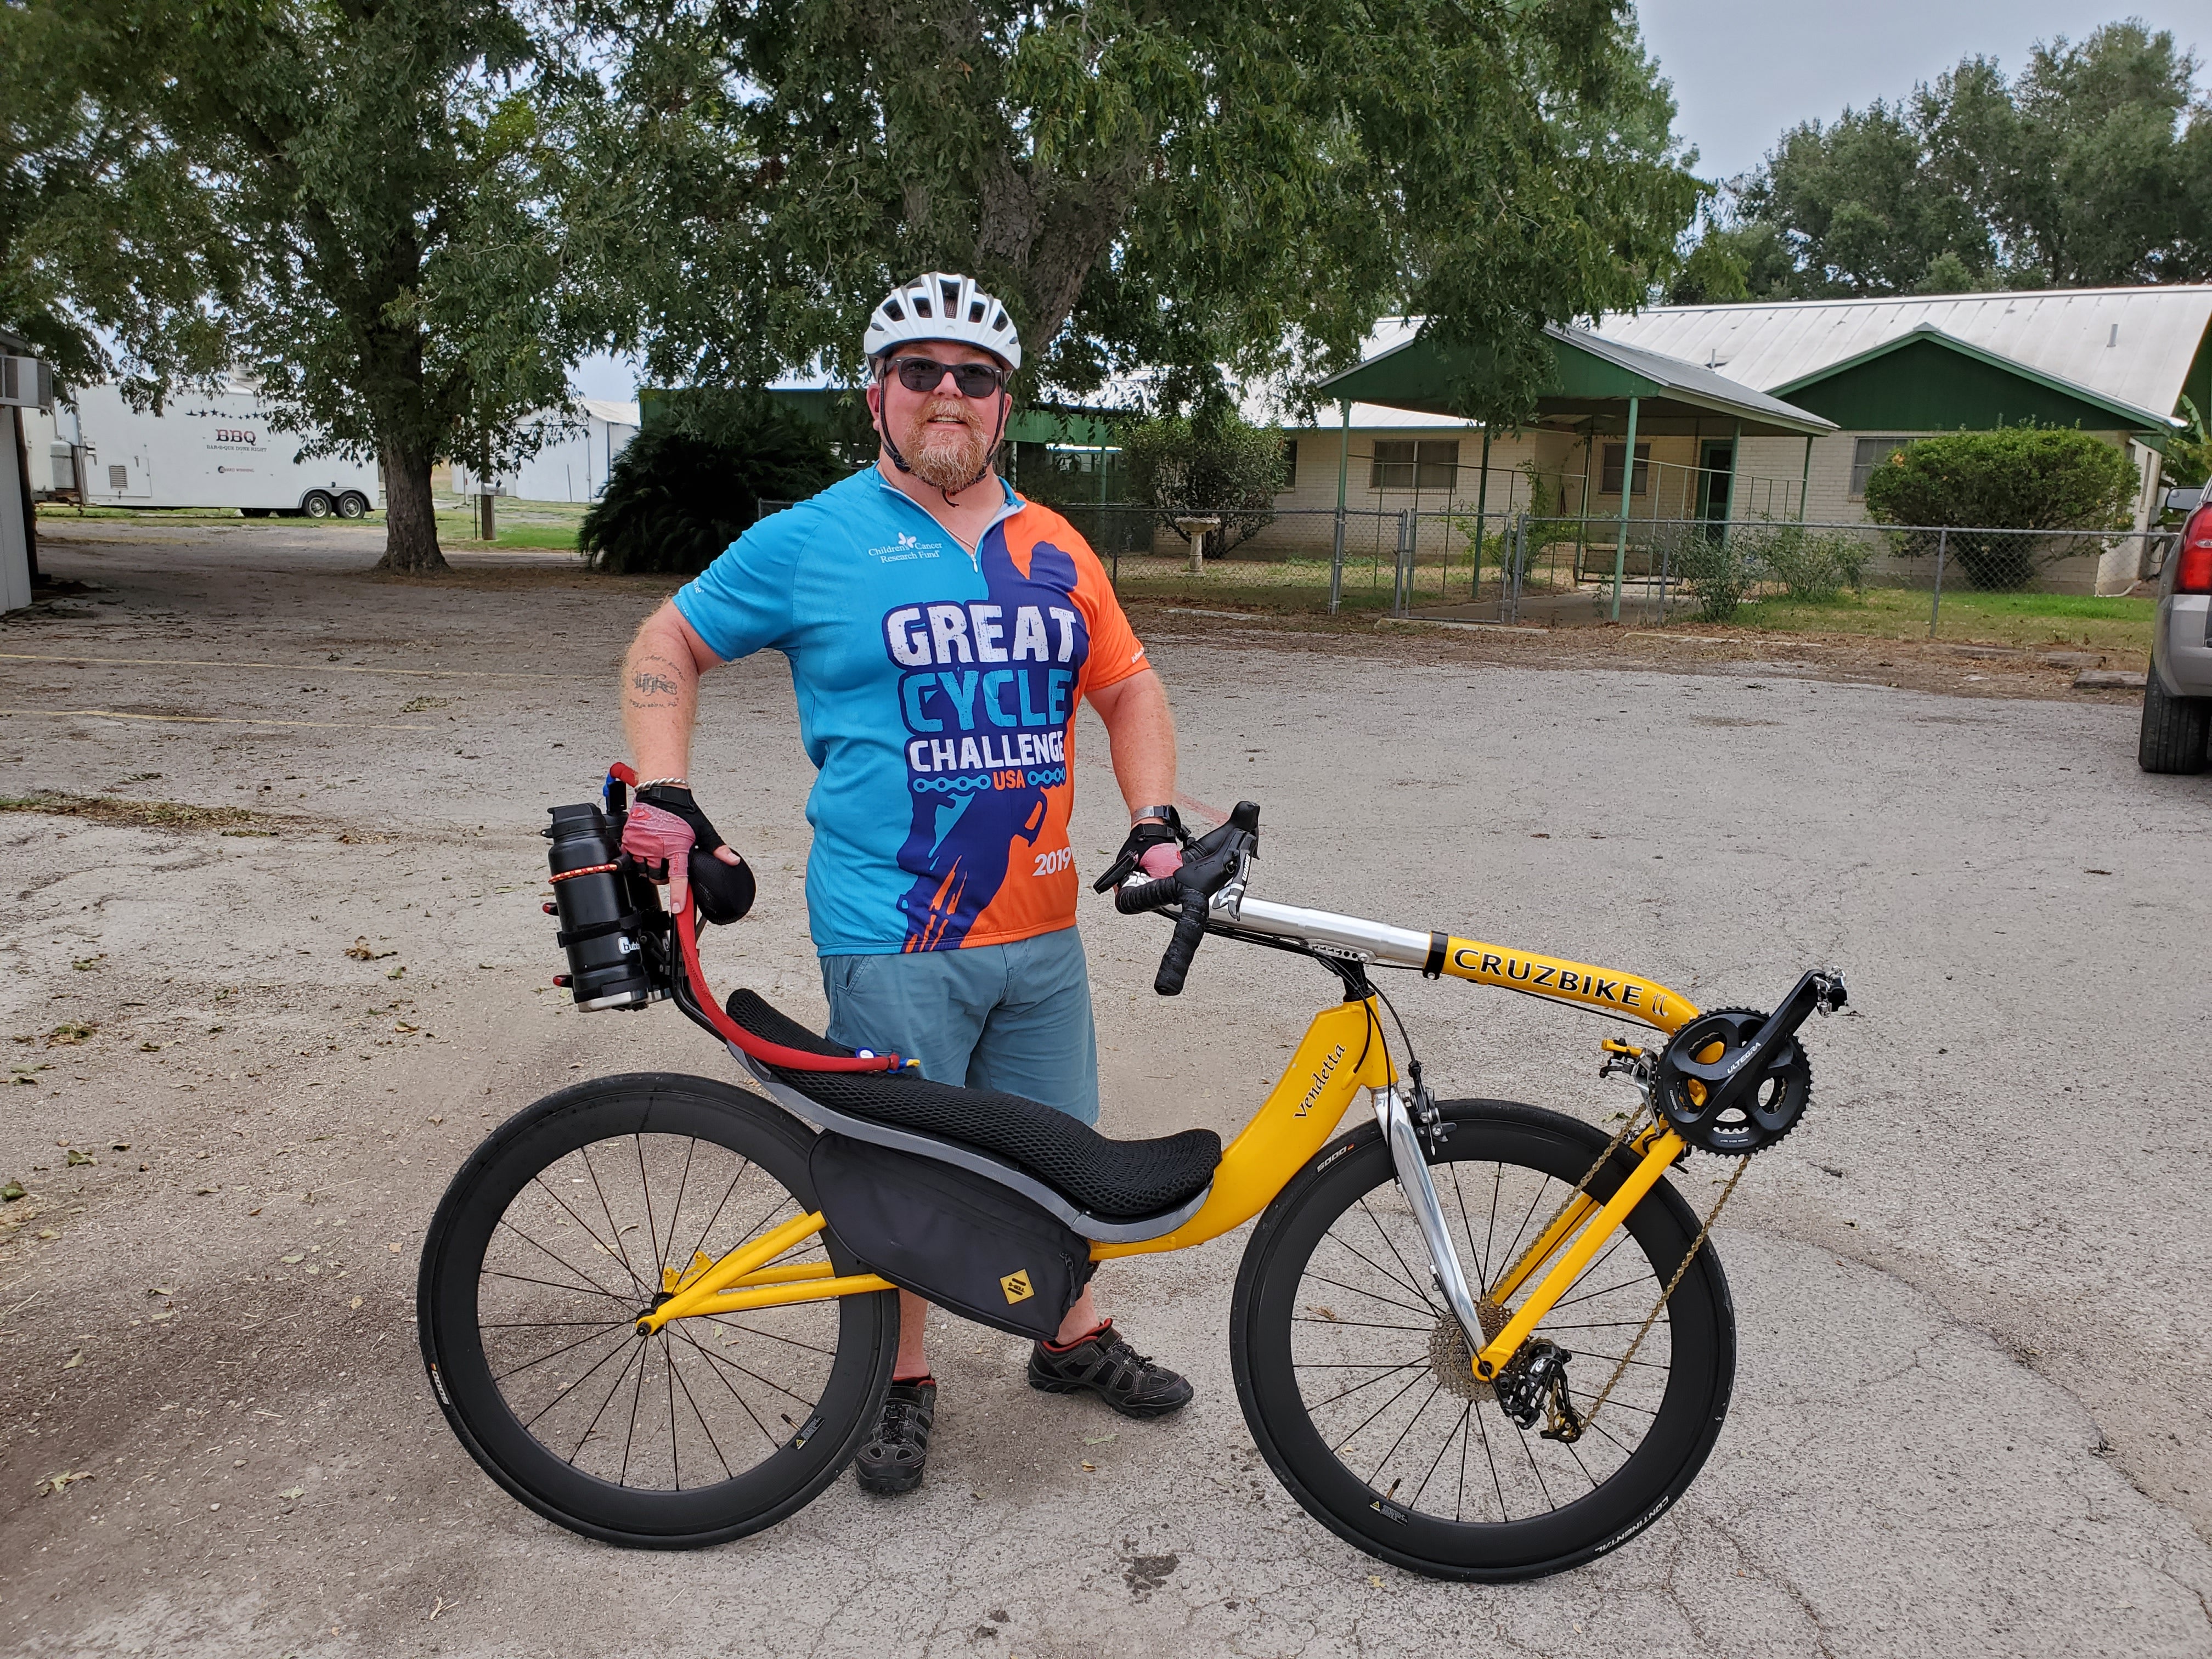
[674,901,901,1074]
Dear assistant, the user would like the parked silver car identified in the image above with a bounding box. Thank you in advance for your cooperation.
[2142,489,2212,772]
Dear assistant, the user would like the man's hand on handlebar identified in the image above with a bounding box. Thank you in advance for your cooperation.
[623,785,744,912]
[1094,809,1186,894]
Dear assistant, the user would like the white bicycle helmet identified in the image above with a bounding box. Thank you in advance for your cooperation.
[863,272,1022,371]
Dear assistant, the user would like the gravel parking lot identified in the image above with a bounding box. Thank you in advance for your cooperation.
[3,519,2209,1658]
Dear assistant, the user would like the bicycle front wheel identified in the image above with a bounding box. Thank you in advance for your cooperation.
[1231,1099,1735,1580]
[417,1073,897,1548]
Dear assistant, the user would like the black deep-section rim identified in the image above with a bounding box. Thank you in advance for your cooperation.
[1231,1100,1735,1582]
[416,1073,896,1548]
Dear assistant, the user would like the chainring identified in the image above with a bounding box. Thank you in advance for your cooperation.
[1655,1007,1813,1155]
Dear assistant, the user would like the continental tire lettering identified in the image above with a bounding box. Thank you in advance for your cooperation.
[1297,1044,1348,1118]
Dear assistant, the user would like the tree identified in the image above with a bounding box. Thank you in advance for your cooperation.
[1861,424,2138,589]
[82,0,591,572]
[0,2,237,394]
[1689,21,2211,298]
[565,0,1702,426]
[578,397,842,574]
[1121,412,1283,553]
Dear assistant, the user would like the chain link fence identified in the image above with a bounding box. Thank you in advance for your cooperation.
[761,495,2174,640]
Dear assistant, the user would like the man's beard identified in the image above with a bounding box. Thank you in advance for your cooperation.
[900,396,995,491]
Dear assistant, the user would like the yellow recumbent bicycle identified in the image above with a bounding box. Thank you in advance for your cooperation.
[418,782,1844,1582]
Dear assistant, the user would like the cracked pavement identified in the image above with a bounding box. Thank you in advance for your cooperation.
[2,520,2209,1657]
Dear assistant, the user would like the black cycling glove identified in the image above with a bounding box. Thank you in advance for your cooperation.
[633,785,755,924]
[1092,807,1186,893]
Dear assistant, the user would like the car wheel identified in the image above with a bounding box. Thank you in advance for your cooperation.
[302,490,335,518]
[336,492,369,520]
[2139,658,2211,774]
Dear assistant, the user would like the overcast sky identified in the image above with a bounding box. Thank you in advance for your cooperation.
[1635,0,2208,184]
[572,4,2211,401]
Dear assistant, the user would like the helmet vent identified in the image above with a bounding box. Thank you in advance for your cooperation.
[991,309,1009,332]
[968,301,986,323]
[941,278,960,309]
[882,300,904,323]
[913,296,932,318]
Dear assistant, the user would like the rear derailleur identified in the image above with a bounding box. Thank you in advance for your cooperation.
[1493,1339,1585,1444]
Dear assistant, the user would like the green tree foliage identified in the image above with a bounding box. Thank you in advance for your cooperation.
[0,3,237,392]
[1862,425,2138,588]
[60,0,593,572]
[1121,412,1283,553]
[2161,395,2209,492]
[1670,21,2211,300]
[565,0,1702,425]
[579,400,842,574]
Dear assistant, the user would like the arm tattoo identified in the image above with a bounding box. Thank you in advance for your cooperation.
[624,651,687,709]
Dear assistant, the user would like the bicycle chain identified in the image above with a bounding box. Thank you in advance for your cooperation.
[1475,1096,1746,1442]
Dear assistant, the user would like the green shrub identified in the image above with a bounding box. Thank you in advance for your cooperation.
[1861,423,2137,590]
[1121,411,1283,553]
[579,397,843,575]
[1663,526,1756,623]
[1748,525,1867,602]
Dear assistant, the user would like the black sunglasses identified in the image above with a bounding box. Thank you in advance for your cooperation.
[884,355,1008,399]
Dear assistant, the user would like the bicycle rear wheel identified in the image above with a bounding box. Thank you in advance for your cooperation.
[417,1073,896,1547]
[1231,1099,1734,1580]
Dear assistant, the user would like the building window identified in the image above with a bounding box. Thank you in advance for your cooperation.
[1283,439,1297,488]
[1851,437,1914,497]
[1370,439,1459,490]
[1600,443,1651,495]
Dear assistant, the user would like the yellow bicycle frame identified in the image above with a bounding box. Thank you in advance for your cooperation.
[638,928,1702,1391]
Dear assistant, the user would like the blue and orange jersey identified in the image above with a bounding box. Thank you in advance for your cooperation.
[672,469,1149,955]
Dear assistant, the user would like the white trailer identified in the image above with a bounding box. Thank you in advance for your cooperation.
[67,381,382,517]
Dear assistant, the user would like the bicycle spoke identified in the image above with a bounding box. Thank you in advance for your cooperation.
[565,1334,647,1464]
[668,1339,735,1483]
[1357,1198,1442,1313]
[1300,1268,1436,1322]
[635,1135,661,1286]
[1365,1381,1444,1489]
[580,1143,647,1293]
[491,1318,634,1384]
[481,1266,633,1306]
[1328,1367,1428,1458]
[525,1175,639,1284]
[661,1137,698,1271]
[1408,1399,1469,1515]
[678,1327,823,1408]
[667,1325,777,1448]
[618,1330,653,1485]
[1303,1359,1427,1411]
[1320,1228,1437,1310]
[492,1218,634,1303]
[1293,1316,1433,1333]
[681,1160,752,1276]
[1472,1392,1509,1522]
[1513,1421,1555,1509]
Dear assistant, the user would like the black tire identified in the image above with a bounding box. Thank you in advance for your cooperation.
[2139,658,2210,774]
[335,490,369,520]
[1232,1101,1735,1581]
[301,490,335,518]
[417,1073,898,1548]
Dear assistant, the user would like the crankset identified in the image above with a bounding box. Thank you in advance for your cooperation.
[1652,969,1843,1155]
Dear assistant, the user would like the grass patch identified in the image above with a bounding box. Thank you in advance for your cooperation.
[1727,584,2154,652]
[435,499,586,553]
[0,793,291,831]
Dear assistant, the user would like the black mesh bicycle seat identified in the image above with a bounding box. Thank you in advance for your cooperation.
[724,990,1222,1220]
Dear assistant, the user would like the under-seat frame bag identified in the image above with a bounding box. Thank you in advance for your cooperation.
[809,1133,1096,1342]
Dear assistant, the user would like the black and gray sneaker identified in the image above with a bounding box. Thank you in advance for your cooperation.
[853,1378,936,1495]
[1027,1321,1193,1419]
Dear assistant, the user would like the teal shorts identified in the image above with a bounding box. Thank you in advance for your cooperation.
[820,927,1099,1125]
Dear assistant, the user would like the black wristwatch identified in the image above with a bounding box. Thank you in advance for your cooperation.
[1130,804,1176,823]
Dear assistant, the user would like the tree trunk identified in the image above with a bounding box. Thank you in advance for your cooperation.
[375,437,447,573]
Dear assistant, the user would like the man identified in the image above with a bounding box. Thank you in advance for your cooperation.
[617,272,1192,1497]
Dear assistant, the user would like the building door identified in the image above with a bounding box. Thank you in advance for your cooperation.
[1696,440,1734,528]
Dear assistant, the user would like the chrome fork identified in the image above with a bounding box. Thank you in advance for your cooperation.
[1371,1084,1484,1350]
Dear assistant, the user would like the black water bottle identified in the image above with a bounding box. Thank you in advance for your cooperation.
[544,802,662,1009]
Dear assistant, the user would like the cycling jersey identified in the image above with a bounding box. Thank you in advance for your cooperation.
[673,468,1149,956]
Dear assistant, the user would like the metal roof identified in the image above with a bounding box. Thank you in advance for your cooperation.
[1768,324,2178,431]
[1309,320,1835,438]
[1591,285,2212,418]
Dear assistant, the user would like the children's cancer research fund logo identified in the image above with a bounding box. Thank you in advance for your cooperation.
[883,533,1091,950]
[867,531,941,563]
